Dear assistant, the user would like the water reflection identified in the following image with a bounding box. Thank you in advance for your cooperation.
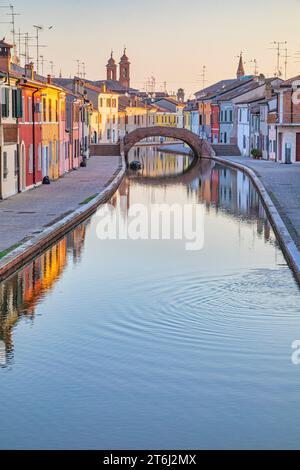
[0,147,277,368]
[126,146,273,243]
[0,145,299,450]
[0,225,87,366]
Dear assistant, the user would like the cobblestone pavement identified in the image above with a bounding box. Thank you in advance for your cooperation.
[0,155,122,253]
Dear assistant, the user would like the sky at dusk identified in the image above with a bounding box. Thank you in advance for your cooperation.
[1,0,300,96]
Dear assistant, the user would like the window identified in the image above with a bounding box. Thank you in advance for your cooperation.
[55,100,58,122]
[56,141,59,163]
[48,99,52,122]
[3,152,8,179]
[112,99,116,107]
[229,110,233,122]
[22,96,25,122]
[38,144,42,170]
[2,88,9,118]
[73,139,79,158]
[224,110,228,122]
[14,150,19,176]
[29,145,33,173]
[12,89,23,119]
[28,97,32,122]
[269,139,272,153]
[106,98,111,107]
[49,141,53,163]
[99,98,103,107]
[239,109,242,122]
[112,115,116,124]
[224,132,227,144]
[243,135,246,149]
[43,98,47,121]
[107,128,111,140]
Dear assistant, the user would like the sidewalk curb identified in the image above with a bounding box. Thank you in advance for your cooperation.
[212,156,300,285]
[0,157,126,282]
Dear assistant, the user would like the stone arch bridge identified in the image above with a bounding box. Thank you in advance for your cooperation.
[90,127,214,159]
[121,126,212,159]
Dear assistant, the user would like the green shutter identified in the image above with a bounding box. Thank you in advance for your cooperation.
[12,89,16,117]
[16,89,23,118]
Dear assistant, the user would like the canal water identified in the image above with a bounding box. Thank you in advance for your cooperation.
[0,146,299,450]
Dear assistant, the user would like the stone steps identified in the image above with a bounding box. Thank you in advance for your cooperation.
[90,144,121,156]
[212,144,241,157]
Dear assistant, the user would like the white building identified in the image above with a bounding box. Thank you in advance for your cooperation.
[0,41,23,199]
[237,104,250,156]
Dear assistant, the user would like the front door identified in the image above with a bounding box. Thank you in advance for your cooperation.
[296,133,300,162]
[278,133,282,161]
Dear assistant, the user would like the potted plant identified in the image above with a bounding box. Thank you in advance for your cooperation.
[251,148,262,160]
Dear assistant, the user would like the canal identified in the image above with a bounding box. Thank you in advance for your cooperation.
[0,146,299,449]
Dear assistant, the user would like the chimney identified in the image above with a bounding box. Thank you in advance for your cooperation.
[0,41,12,73]
[47,74,52,84]
[25,62,35,80]
[265,82,272,100]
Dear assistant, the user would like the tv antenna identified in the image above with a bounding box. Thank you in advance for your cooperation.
[40,55,46,76]
[270,41,287,77]
[283,47,291,79]
[0,4,20,58]
[49,60,55,76]
[249,59,259,75]
[75,59,81,77]
[82,62,86,79]
[19,32,35,65]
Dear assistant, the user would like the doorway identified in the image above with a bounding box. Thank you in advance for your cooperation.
[296,133,300,162]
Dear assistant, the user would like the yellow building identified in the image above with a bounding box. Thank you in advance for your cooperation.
[118,97,157,138]
[155,105,177,127]
[184,109,192,131]
[41,79,66,180]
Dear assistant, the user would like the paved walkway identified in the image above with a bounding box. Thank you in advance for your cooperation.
[160,144,300,251]
[0,155,122,253]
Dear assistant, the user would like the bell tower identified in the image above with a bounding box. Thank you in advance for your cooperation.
[237,52,245,79]
[119,48,130,89]
[106,51,117,81]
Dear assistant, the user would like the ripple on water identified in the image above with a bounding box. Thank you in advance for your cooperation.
[83,266,300,360]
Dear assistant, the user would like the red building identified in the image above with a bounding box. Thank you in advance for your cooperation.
[18,65,43,190]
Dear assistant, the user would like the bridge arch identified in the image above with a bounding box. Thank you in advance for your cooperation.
[122,126,208,159]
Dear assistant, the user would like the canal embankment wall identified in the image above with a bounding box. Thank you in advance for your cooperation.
[0,155,126,282]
